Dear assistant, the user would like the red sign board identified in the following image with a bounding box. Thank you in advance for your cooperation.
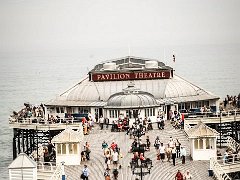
[91,71,171,81]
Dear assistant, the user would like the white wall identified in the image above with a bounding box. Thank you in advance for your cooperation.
[56,154,81,165]
[192,149,216,160]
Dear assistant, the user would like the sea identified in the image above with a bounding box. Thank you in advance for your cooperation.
[0,44,239,179]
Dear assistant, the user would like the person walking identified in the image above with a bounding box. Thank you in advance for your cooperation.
[81,165,90,180]
[154,136,161,151]
[159,143,165,162]
[104,168,111,180]
[172,146,176,166]
[180,146,186,164]
[175,139,181,158]
[85,142,91,160]
[166,144,172,162]
[175,170,184,180]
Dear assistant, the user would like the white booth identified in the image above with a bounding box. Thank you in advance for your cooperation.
[187,122,219,161]
[8,153,37,180]
[52,126,84,165]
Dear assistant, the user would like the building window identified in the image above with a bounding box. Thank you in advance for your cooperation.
[69,143,74,154]
[57,144,61,154]
[73,144,78,154]
[109,110,119,118]
[56,107,65,113]
[145,108,155,117]
[78,107,90,114]
[194,139,198,149]
[62,144,66,154]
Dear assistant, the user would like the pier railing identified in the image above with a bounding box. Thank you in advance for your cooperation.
[9,116,82,124]
[50,163,63,180]
[210,157,232,180]
[37,161,56,172]
[227,137,240,152]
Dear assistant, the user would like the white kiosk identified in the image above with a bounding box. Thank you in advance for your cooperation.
[52,126,84,165]
[187,122,219,160]
[8,153,37,180]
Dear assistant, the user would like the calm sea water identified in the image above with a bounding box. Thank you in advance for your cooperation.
[0,44,239,178]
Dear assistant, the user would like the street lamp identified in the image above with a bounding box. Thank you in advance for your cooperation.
[130,158,152,180]
[130,118,153,180]
[219,109,222,148]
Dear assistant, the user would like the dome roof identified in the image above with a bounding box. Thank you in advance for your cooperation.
[106,83,157,108]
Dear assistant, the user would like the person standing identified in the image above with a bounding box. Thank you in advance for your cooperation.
[184,170,192,179]
[172,146,176,166]
[99,115,104,130]
[180,146,186,164]
[81,165,90,180]
[85,142,91,160]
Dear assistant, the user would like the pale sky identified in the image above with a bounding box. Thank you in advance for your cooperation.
[0,0,240,53]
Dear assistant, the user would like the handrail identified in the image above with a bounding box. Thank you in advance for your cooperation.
[215,154,240,165]
[227,137,240,152]
[9,116,82,125]
[210,157,232,180]
[50,163,62,180]
[37,161,56,171]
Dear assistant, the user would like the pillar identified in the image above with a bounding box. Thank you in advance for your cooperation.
[203,138,206,149]
[197,139,200,149]
[66,143,69,155]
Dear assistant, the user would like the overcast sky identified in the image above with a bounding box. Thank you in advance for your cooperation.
[0,0,240,53]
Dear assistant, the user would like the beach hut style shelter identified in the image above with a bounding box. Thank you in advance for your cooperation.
[187,122,219,160]
[52,126,84,165]
[8,153,37,180]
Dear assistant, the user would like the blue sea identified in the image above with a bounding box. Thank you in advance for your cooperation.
[0,44,239,178]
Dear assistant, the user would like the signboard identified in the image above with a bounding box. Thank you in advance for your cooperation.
[91,71,171,81]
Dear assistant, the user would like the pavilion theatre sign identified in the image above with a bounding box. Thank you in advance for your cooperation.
[91,71,171,81]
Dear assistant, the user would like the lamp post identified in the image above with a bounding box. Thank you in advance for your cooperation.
[130,159,152,180]
[219,109,222,148]
[130,118,152,180]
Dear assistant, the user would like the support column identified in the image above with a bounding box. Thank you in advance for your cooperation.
[203,138,206,149]
[13,129,17,159]
[66,143,69,155]
[197,139,200,149]
[22,130,25,153]
[17,129,21,154]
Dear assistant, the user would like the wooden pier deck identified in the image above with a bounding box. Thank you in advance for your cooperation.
[64,121,213,180]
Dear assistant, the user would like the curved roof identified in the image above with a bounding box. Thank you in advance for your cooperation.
[45,57,219,106]
[106,83,157,108]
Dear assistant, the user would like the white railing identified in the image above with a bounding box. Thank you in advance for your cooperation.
[9,116,82,125]
[50,163,62,180]
[37,161,56,171]
[210,157,232,180]
[227,137,240,152]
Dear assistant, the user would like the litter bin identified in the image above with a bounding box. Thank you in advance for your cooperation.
[208,169,213,176]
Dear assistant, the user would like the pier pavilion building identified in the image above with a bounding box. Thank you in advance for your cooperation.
[45,56,220,122]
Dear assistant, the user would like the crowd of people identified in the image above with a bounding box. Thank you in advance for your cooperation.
[10,103,45,120]
[223,94,240,109]
[79,113,193,179]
